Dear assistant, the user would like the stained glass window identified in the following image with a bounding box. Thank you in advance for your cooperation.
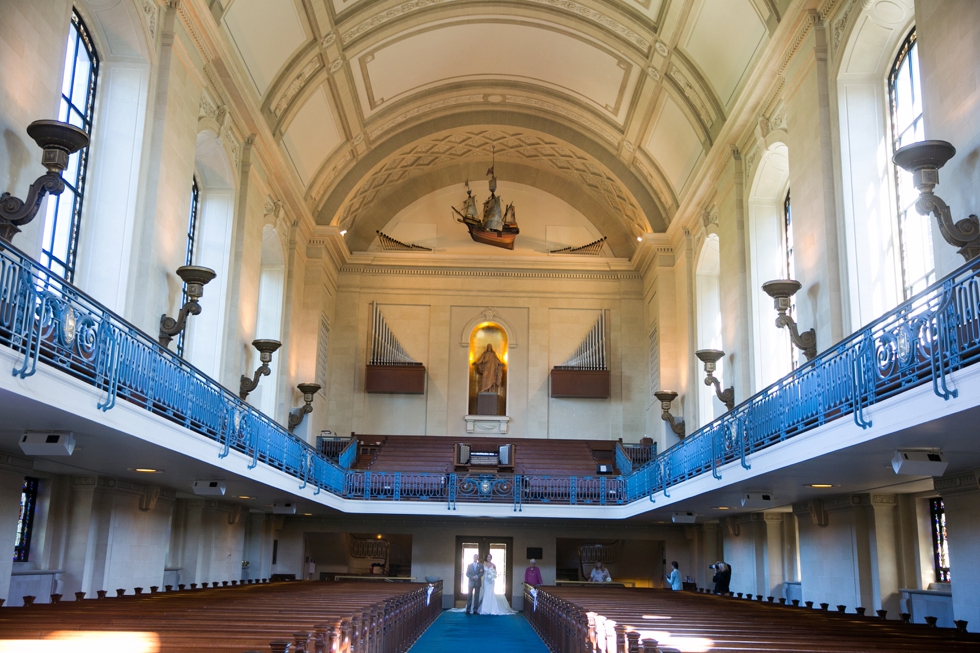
[13,477,39,562]
[929,498,950,582]
[889,29,933,298]
[176,176,201,357]
[42,10,99,282]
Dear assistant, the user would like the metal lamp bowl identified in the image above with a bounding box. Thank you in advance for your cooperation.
[297,382,322,396]
[26,120,90,154]
[252,339,282,356]
[653,390,678,404]
[892,140,956,173]
[175,265,216,287]
[695,349,724,364]
[762,279,802,300]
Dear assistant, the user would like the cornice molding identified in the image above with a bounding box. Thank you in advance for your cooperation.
[935,469,980,495]
[339,265,641,281]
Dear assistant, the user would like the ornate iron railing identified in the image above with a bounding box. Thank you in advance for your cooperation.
[2,239,979,513]
[614,443,632,476]
[622,442,657,466]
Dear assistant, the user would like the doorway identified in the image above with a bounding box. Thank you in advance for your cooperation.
[454,535,514,607]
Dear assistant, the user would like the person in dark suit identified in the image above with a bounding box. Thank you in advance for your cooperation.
[465,553,484,614]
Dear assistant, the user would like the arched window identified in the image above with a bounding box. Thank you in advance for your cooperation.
[42,9,98,282]
[176,176,201,357]
[889,29,933,297]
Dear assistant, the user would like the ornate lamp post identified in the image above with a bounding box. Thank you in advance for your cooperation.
[239,339,282,400]
[761,279,816,360]
[287,383,321,432]
[695,349,735,412]
[653,391,685,438]
[0,120,90,242]
[892,140,980,261]
[158,266,217,348]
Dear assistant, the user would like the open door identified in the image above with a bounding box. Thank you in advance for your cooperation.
[453,535,514,607]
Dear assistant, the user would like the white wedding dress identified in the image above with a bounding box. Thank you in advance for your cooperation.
[479,565,515,615]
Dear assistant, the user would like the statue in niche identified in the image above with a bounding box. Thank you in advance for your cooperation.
[475,344,503,393]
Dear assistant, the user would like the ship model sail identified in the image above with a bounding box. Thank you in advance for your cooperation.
[451,147,519,250]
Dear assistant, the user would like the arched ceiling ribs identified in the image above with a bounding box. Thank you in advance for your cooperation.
[315,113,669,254]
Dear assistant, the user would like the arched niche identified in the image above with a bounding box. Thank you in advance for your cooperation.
[468,322,509,416]
[458,309,520,350]
[747,141,794,389]
[835,0,915,331]
[70,0,154,314]
[183,128,237,379]
[695,233,724,427]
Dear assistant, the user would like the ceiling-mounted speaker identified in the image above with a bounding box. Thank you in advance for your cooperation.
[892,451,948,476]
[19,432,75,456]
[671,512,696,524]
[192,480,227,496]
[741,492,774,508]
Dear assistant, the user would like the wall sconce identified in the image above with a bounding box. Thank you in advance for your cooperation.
[893,140,980,261]
[761,279,817,360]
[287,383,321,432]
[695,349,735,412]
[0,120,90,242]
[158,265,216,348]
[239,339,282,400]
[653,391,685,438]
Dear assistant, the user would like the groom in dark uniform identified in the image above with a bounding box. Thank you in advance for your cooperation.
[465,553,484,614]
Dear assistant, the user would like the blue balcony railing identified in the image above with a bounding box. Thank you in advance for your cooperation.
[1,238,978,512]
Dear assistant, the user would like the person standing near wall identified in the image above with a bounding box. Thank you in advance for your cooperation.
[711,561,731,595]
[666,561,682,590]
[524,558,543,585]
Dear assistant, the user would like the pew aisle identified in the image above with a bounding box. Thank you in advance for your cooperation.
[525,585,980,652]
[0,579,442,653]
[407,610,549,653]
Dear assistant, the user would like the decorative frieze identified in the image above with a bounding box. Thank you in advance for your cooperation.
[669,66,712,127]
[934,469,980,495]
[273,56,323,118]
[340,265,641,281]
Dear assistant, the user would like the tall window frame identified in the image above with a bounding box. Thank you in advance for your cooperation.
[42,9,99,283]
[929,498,950,582]
[783,189,798,369]
[176,176,202,357]
[13,477,40,563]
[889,29,933,298]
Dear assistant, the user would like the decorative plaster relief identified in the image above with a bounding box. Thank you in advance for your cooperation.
[310,150,354,204]
[832,3,854,50]
[655,41,668,57]
[321,32,337,48]
[140,0,158,38]
[648,320,659,407]
[329,57,346,74]
[503,96,619,144]
[273,56,324,118]
[646,66,661,81]
[341,0,651,52]
[368,95,486,141]
[669,66,713,126]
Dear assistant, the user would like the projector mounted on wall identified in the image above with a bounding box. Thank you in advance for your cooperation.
[741,492,774,508]
[272,502,297,515]
[892,450,948,476]
[671,512,697,524]
[19,431,75,456]
[192,480,227,496]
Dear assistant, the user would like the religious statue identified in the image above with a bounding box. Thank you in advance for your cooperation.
[475,344,503,393]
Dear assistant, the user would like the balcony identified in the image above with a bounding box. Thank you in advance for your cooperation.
[1,239,979,517]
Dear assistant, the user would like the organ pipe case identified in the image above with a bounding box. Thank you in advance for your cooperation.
[365,364,426,394]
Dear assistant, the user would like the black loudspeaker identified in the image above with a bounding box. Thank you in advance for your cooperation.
[527,547,543,560]
[596,463,612,474]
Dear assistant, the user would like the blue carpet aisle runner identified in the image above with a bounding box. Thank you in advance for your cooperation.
[408,610,551,653]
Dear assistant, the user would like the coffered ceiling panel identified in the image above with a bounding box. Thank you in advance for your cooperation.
[646,95,703,193]
[621,0,666,23]
[351,18,638,124]
[223,0,309,96]
[281,86,345,185]
[683,0,767,107]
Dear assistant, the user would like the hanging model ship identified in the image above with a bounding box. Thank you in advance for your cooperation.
[451,147,519,250]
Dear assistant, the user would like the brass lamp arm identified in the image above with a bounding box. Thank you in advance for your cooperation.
[774,314,817,361]
[704,375,735,411]
[159,300,202,347]
[661,411,685,437]
[239,364,271,400]
[0,173,66,226]
[916,192,980,261]
[288,403,314,432]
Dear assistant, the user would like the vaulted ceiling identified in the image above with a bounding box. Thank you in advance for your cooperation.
[212,0,784,253]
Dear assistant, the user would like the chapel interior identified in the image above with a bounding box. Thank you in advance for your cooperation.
[0,0,979,650]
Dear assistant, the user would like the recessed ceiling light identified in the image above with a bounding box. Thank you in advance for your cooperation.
[129,468,163,473]
[713,506,730,510]
[806,484,836,488]
[340,229,347,236]
[303,513,312,516]
[637,236,642,242]
[238,496,255,500]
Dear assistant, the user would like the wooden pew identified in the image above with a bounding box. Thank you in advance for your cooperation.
[523,584,980,653]
[0,579,442,653]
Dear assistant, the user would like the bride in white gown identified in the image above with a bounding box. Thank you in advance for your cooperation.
[479,554,516,615]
